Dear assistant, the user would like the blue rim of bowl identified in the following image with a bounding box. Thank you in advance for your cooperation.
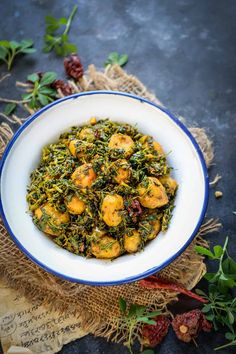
[0,91,209,286]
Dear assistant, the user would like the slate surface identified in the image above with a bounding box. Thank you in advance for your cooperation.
[0,0,236,353]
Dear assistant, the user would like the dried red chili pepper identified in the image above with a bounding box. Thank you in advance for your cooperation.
[139,276,208,304]
[172,309,212,342]
[127,199,142,222]
[142,315,170,347]
[94,129,100,139]
[64,54,84,80]
[51,79,73,96]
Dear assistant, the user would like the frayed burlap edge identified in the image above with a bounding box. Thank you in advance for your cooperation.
[0,65,220,344]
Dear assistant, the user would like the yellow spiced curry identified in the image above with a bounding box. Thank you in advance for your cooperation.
[27,118,178,259]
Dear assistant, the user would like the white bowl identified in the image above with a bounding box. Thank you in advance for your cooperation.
[0,91,208,285]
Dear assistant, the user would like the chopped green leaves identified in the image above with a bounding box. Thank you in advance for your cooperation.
[0,39,36,70]
[104,52,128,67]
[43,5,78,56]
[22,71,58,110]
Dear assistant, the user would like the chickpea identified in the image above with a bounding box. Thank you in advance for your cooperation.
[138,177,169,209]
[91,236,121,259]
[35,203,69,236]
[111,159,131,184]
[65,195,85,214]
[148,219,161,240]
[108,133,135,157]
[101,194,124,227]
[71,163,96,188]
[124,230,141,253]
[159,175,178,196]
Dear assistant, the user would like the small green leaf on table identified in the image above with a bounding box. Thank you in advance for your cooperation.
[104,52,129,67]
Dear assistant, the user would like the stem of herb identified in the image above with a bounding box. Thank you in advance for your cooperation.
[214,339,236,350]
[64,5,78,36]
[219,236,228,273]
[7,48,15,70]
[127,320,136,354]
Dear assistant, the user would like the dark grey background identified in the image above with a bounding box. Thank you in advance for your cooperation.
[0,0,236,353]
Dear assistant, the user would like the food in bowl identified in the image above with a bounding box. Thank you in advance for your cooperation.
[26,118,178,259]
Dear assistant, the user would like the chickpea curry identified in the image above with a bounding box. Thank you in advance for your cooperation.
[27,118,178,259]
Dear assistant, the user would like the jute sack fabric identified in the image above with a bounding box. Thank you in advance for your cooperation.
[0,65,219,342]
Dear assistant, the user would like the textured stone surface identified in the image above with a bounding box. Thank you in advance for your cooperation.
[0,0,236,353]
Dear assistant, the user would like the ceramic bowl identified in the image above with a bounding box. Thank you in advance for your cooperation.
[0,91,208,285]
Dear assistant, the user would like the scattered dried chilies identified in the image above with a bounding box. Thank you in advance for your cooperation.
[139,276,208,304]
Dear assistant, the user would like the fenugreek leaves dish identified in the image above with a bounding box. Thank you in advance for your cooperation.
[27,118,178,259]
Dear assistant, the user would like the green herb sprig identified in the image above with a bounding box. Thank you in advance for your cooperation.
[104,52,128,67]
[119,297,161,354]
[43,5,78,56]
[22,72,57,110]
[195,237,236,350]
[0,39,36,70]
[4,103,17,116]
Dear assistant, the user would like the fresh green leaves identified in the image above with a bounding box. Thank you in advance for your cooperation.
[4,103,16,115]
[104,52,128,67]
[0,39,36,70]
[119,297,160,324]
[22,72,57,110]
[119,297,127,314]
[119,297,161,354]
[195,237,236,350]
[195,237,236,292]
[43,5,78,56]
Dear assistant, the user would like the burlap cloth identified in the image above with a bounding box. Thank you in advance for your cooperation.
[0,65,220,343]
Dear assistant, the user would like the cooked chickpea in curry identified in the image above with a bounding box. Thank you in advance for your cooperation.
[27,119,178,259]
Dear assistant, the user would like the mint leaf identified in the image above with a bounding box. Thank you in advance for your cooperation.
[22,93,33,100]
[145,310,161,318]
[27,73,39,83]
[0,40,10,47]
[225,332,236,340]
[4,103,16,116]
[119,297,126,314]
[0,39,36,70]
[137,317,156,325]
[118,54,128,66]
[227,311,234,325]
[104,52,129,67]
[214,245,224,258]
[195,245,214,258]
[20,39,34,48]
[21,48,36,54]
[40,72,57,86]
[9,40,20,50]
[0,46,8,60]
[43,5,78,56]
[38,93,49,106]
